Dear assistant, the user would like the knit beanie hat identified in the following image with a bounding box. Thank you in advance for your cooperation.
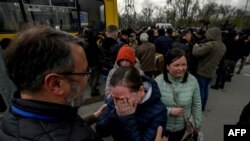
[116,44,135,65]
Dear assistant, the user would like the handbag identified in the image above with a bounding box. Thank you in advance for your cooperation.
[183,115,197,141]
[183,131,198,141]
[168,84,203,141]
[183,131,203,141]
[183,116,203,141]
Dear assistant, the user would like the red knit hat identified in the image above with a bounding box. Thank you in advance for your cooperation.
[116,44,135,65]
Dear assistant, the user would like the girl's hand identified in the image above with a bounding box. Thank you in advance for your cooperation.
[114,97,136,117]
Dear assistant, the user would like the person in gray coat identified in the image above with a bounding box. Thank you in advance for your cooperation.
[0,38,16,112]
[192,27,226,111]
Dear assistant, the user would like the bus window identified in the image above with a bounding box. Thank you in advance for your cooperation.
[23,0,105,32]
[51,0,76,7]
[0,2,23,32]
[100,5,105,24]
[0,0,116,39]
[23,0,50,5]
[80,11,88,27]
[79,0,105,31]
[24,5,76,31]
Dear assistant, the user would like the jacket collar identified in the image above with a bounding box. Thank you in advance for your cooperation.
[11,91,78,120]
[167,73,184,83]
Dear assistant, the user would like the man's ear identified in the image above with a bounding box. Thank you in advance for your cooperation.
[44,73,66,96]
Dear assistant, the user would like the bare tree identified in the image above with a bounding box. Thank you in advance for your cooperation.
[166,0,201,26]
[118,0,249,29]
[240,0,249,29]
[154,6,166,23]
[187,0,200,25]
[199,2,218,21]
[140,4,154,26]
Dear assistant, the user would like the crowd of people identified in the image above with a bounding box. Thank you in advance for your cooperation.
[0,21,249,141]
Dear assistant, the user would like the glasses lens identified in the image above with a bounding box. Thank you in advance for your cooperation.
[58,68,92,77]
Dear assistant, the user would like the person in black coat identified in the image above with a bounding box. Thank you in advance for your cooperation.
[155,28,173,55]
[0,26,102,141]
[95,67,167,141]
[235,32,250,74]
[0,38,16,112]
[172,29,199,75]
[237,101,250,126]
[99,25,123,81]
[83,29,102,96]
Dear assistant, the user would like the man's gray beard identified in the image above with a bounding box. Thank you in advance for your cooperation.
[65,81,85,108]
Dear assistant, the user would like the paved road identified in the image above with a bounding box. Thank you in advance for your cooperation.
[200,65,250,141]
[79,65,250,141]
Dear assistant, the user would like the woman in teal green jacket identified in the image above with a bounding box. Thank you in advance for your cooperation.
[155,48,202,141]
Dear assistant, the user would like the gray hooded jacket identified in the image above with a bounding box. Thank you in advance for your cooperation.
[192,27,226,78]
[0,48,16,107]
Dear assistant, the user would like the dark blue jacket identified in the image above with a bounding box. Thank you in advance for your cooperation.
[95,76,167,141]
[155,35,173,55]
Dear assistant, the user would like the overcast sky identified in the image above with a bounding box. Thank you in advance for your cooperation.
[117,0,249,13]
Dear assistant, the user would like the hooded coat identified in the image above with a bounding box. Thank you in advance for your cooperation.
[96,76,167,141]
[192,27,226,78]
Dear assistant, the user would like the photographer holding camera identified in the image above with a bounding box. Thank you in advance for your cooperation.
[192,27,226,111]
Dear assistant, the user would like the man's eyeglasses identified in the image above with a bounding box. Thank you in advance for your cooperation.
[58,69,92,77]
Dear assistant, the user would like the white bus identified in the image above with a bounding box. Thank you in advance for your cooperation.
[155,23,173,29]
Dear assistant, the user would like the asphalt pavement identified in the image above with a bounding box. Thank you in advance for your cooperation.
[200,65,250,141]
